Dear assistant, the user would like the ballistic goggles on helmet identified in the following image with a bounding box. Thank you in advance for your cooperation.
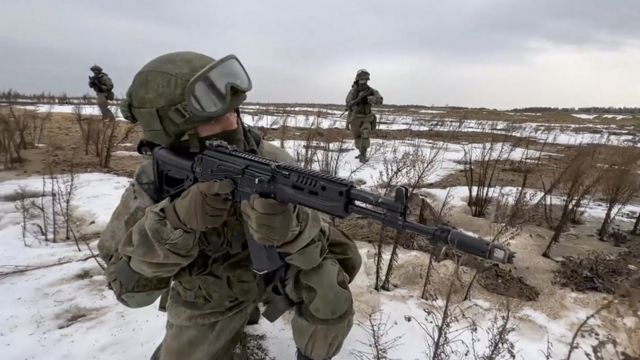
[168,55,252,123]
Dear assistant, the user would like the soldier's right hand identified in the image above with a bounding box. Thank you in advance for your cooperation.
[167,179,235,232]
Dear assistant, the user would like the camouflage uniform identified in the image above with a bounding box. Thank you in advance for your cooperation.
[88,65,115,121]
[98,52,361,360]
[345,69,383,162]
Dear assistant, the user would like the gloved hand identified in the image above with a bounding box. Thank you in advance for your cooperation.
[241,195,298,246]
[166,179,235,232]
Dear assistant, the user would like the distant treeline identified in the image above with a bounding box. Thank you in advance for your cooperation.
[0,89,122,105]
[1,91,637,114]
[511,106,640,114]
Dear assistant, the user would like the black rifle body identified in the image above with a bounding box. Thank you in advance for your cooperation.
[153,142,515,274]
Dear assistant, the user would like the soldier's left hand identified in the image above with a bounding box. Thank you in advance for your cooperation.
[241,195,298,246]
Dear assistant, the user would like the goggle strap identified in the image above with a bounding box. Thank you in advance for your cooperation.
[168,102,192,124]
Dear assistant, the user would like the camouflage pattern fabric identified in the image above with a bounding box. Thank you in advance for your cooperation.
[345,84,382,160]
[90,71,115,120]
[96,93,115,121]
[98,124,361,359]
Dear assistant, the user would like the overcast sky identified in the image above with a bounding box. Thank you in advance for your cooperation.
[1,0,639,108]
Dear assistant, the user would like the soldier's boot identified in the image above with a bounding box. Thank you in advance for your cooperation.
[247,305,261,326]
[359,148,368,163]
[354,138,362,159]
[296,349,331,360]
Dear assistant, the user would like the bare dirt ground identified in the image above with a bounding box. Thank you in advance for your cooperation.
[0,112,144,180]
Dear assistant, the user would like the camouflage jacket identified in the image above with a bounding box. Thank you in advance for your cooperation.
[345,84,383,116]
[89,72,114,94]
[97,127,337,324]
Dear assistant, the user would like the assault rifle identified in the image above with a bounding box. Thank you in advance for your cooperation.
[153,141,515,274]
[348,88,374,111]
[88,76,99,91]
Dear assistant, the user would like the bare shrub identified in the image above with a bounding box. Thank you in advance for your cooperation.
[415,257,473,360]
[381,140,446,291]
[9,106,31,150]
[539,334,554,360]
[29,175,50,242]
[352,307,402,360]
[76,106,135,167]
[73,105,91,155]
[0,111,22,168]
[462,135,514,217]
[565,298,615,360]
[316,135,349,177]
[13,186,37,246]
[374,147,453,297]
[598,162,640,240]
[47,162,58,243]
[471,300,518,360]
[420,248,447,301]
[540,146,602,258]
[419,191,455,300]
[54,163,78,244]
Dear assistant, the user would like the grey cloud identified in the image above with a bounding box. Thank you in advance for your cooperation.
[1,0,639,107]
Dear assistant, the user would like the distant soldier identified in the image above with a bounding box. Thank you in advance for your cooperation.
[88,65,115,120]
[345,69,383,163]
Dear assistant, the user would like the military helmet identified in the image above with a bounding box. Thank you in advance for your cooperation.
[356,69,370,81]
[90,65,103,72]
[121,51,252,146]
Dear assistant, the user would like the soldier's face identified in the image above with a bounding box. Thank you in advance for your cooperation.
[358,79,368,86]
[195,109,239,137]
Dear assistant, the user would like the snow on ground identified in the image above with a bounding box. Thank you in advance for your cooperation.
[421,185,640,224]
[11,103,638,147]
[572,114,599,120]
[17,104,126,120]
[1,172,636,359]
[270,139,552,188]
[112,150,140,157]
[572,113,632,120]
[242,112,639,147]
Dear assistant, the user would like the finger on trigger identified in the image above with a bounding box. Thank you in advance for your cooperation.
[250,194,289,214]
[202,179,236,194]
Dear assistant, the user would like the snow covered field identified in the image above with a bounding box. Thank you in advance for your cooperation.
[0,173,635,359]
[16,103,126,121]
[268,139,551,187]
[11,104,639,147]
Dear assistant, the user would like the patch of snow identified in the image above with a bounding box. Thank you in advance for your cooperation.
[112,151,140,157]
[18,104,126,121]
[572,114,598,120]
[1,171,636,359]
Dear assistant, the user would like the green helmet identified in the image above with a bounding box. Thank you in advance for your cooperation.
[90,65,103,72]
[356,69,370,81]
[121,51,251,146]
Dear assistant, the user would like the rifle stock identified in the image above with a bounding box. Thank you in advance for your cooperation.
[152,141,515,274]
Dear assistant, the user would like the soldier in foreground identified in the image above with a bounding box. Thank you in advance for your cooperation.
[98,51,362,360]
[345,69,383,163]
[88,65,115,120]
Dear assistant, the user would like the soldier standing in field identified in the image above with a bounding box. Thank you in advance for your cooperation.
[88,65,115,120]
[345,69,383,163]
